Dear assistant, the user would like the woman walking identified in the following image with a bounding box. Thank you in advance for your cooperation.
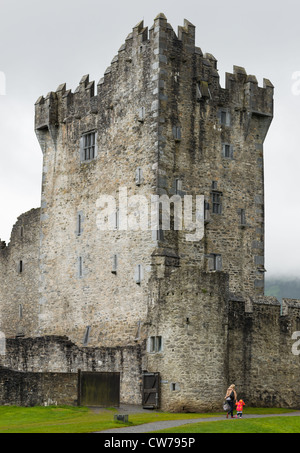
[225,384,237,419]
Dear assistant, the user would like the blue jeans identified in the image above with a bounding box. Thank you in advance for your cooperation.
[227,400,234,417]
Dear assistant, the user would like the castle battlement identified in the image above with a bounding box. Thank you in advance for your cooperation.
[35,14,273,138]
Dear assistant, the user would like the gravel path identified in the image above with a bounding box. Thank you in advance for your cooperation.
[96,411,300,433]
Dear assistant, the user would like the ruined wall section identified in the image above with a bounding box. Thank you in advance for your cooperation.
[228,296,300,408]
[151,16,273,298]
[34,19,165,348]
[0,209,40,339]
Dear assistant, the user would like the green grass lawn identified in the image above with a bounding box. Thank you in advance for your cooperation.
[152,416,300,434]
[0,406,297,433]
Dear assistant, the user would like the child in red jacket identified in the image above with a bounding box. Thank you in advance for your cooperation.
[235,400,245,418]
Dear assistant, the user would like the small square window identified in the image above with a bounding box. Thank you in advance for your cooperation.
[149,336,163,353]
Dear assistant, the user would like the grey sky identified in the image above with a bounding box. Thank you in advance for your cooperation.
[0,0,299,278]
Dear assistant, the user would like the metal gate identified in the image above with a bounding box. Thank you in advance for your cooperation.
[142,372,160,409]
[78,371,120,407]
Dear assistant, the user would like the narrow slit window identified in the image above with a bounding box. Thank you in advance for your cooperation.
[19,304,23,319]
[19,261,23,274]
[175,179,182,194]
[212,192,222,214]
[112,254,118,274]
[77,214,82,236]
[241,209,246,226]
[135,167,143,186]
[224,144,230,158]
[83,326,91,346]
[150,336,156,353]
[79,257,83,278]
[135,264,142,284]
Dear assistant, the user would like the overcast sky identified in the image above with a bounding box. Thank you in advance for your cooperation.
[0,0,299,279]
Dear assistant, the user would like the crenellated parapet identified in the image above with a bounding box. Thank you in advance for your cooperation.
[35,13,273,145]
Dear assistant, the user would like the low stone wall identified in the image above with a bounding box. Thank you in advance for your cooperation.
[0,367,77,406]
[0,336,145,406]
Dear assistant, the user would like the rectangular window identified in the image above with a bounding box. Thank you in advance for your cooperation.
[175,179,182,194]
[241,209,246,226]
[212,192,222,214]
[81,132,97,162]
[19,304,23,319]
[210,254,222,271]
[19,260,23,274]
[149,336,163,353]
[222,144,233,158]
[173,126,182,142]
[219,109,231,127]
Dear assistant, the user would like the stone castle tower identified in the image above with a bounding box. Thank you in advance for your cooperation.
[0,15,299,411]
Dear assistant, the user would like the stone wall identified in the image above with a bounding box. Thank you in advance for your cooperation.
[150,15,273,299]
[228,297,300,408]
[0,367,77,407]
[0,336,144,405]
[34,20,161,348]
[0,208,40,339]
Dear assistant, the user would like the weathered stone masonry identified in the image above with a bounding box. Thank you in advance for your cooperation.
[0,14,300,410]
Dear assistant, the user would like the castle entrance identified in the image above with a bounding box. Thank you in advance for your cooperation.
[78,371,120,407]
[142,372,160,409]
